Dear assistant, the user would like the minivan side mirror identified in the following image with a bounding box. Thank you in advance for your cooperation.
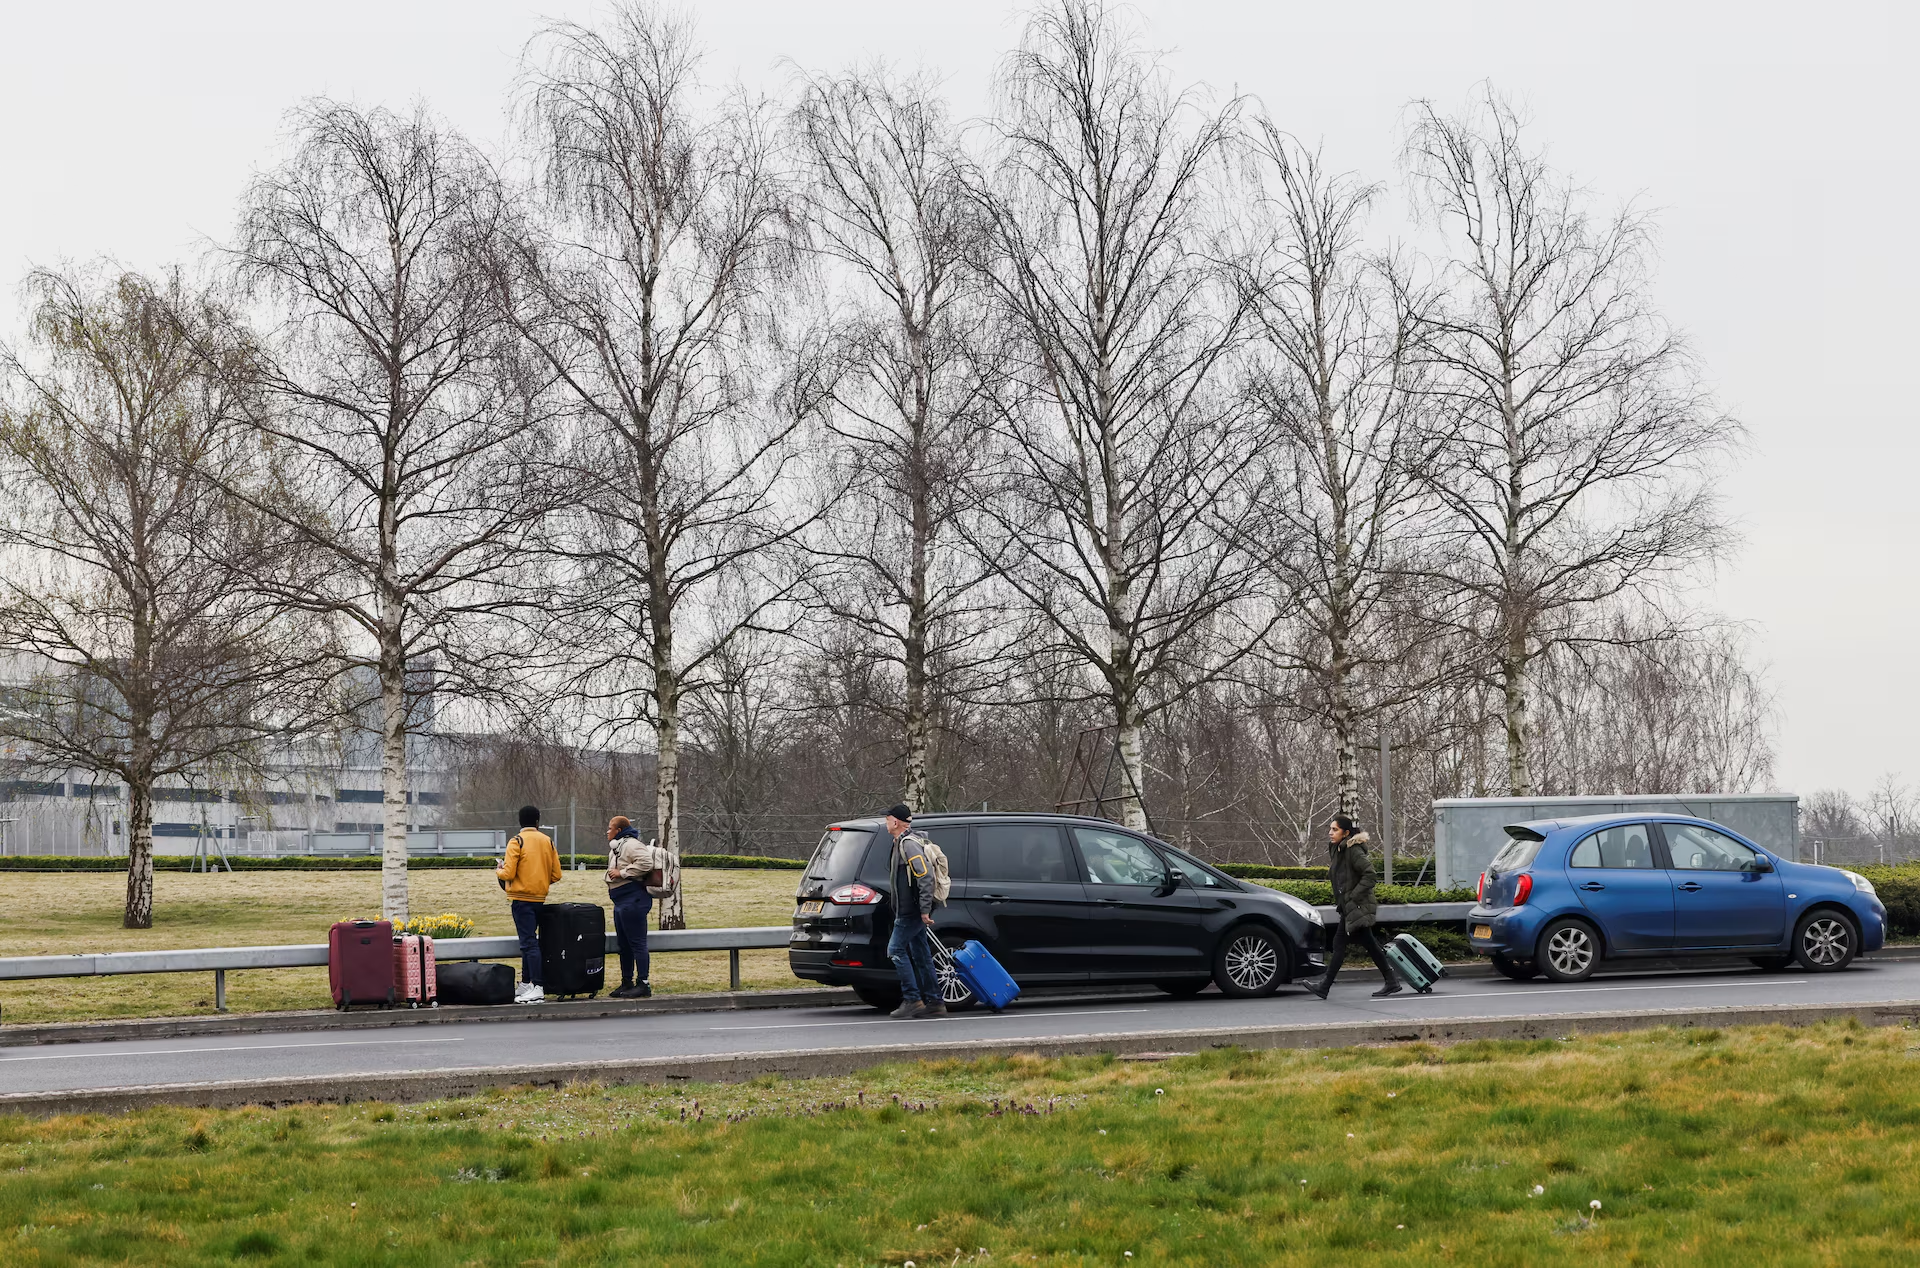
[1153,869,1179,897]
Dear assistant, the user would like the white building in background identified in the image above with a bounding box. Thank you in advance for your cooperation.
[0,664,454,858]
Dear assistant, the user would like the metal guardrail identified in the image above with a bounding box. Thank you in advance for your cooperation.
[0,906,1472,1011]
[0,927,791,1011]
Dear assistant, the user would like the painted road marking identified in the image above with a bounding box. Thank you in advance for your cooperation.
[0,1037,468,1063]
[1397,980,1812,1001]
[712,1007,1154,1031]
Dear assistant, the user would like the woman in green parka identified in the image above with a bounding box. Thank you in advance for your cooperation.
[1302,814,1403,998]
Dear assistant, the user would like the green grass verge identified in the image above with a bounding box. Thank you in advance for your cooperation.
[3,1022,1915,1264]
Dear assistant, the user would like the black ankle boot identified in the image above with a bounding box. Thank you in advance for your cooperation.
[1372,979,1404,998]
[1302,974,1332,999]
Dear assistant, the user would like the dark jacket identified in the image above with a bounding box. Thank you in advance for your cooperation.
[890,830,937,920]
[1328,830,1378,930]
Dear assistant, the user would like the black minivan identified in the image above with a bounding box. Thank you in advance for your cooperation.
[788,812,1329,1010]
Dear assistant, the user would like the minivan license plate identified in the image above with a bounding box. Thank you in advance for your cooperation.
[1472,924,1492,940]
[799,901,824,915]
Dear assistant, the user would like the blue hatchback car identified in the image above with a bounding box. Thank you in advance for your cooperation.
[1466,813,1887,981]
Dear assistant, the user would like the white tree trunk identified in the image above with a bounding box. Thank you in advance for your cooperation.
[1503,630,1532,797]
[1115,708,1148,832]
[655,701,684,930]
[379,638,410,921]
[123,779,154,930]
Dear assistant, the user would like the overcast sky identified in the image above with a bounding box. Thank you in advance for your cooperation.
[2,1,1913,795]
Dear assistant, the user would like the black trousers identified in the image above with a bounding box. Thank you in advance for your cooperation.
[1322,923,1396,984]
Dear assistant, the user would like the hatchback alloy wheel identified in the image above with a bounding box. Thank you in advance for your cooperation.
[1794,911,1857,972]
[1213,925,1286,998]
[1537,918,1600,982]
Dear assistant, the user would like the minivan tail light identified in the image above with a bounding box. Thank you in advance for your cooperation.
[1513,873,1533,906]
[828,883,881,905]
[1476,872,1486,903]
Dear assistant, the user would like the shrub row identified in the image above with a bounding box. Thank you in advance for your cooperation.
[1216,858,1436,882]
[1856,864,1920,937]
[1250,879,1476,906]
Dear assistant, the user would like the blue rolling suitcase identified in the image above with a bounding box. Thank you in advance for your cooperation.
[948,938,1021,1012]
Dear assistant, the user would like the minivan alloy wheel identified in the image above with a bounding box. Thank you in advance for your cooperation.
[1219,929,1281,994]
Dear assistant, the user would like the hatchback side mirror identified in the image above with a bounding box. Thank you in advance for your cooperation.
[1750,856,1774,873]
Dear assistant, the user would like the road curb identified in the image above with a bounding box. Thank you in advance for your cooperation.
[7,997,1919,1118]
[9,945,1917,1047]
[0,987,859,1048]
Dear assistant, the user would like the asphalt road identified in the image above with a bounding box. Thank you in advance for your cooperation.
[7,957,1920,1098]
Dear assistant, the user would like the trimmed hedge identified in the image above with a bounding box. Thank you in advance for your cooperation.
[1217,858,1437,883]
[1250,879,1476,906]
[1857,864,1920,937]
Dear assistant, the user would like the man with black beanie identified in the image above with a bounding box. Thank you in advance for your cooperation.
[883,803,943,1018]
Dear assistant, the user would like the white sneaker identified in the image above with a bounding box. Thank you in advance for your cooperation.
[520,986,544,1004]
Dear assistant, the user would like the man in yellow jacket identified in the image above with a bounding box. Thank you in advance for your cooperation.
[496,805,562,1003]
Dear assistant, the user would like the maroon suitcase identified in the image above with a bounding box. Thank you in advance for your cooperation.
[393,933,437,1008]
[329,920,395,1009]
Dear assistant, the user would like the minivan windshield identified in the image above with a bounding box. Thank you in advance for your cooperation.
[802,828,873,887]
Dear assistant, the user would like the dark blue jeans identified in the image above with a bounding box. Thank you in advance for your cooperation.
[611,885,653,985]
[888,916,940,1003]
[510,900,543,988]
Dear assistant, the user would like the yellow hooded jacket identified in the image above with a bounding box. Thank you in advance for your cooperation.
[496,827,562,903]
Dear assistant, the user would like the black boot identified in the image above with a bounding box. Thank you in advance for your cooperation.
[1372,979,1404,998]
[1302,974,1332,999]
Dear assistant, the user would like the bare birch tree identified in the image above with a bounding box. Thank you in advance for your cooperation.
[0,267,328,927]
[970,0,1261,831]
[1404,89,1735,795]
[790,66,1004,811]
[229,103,544,920]
[1235,127,1442,816]
[494,5,806,927]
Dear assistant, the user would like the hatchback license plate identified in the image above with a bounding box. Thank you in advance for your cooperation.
[1472,924,1493,940]
[799,900,824,915]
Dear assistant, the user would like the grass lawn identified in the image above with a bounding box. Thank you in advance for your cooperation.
[0,869,805,1026]
[3,1022,1917,1264]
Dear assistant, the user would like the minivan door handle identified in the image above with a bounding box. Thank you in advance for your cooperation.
[981,893,1011,903]
[1677,882,1702,892]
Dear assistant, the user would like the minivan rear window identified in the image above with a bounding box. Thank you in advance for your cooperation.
[803,828,873,886]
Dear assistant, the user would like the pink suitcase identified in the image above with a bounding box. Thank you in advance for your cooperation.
[329,920,395,1009]
[393,933,437,1008]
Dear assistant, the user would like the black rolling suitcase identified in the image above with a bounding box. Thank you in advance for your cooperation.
[537,903,607,999]
[438,960,516,1005]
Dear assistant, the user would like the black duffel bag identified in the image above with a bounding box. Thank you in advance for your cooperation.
[438,960,516,1005]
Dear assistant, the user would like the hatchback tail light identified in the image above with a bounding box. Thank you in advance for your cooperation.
[1476,872,1486,903]
[828,883,881,905]
[1513,873,1533,906]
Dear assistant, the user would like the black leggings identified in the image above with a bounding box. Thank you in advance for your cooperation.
[1323,924,1396,983]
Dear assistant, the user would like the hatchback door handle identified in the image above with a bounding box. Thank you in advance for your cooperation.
[1579,882,1605,891]
[1677,882,1702,892]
